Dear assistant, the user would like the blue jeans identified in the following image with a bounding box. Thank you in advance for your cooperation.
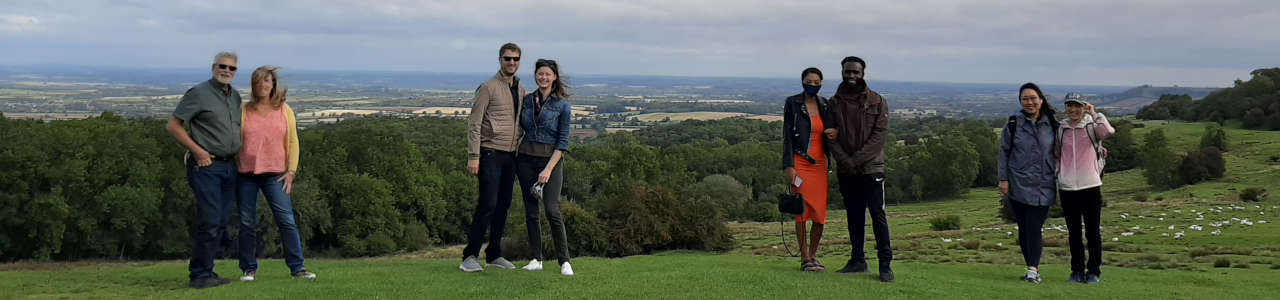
[462,148,516,261]
[237,172,306,273]
[187,159,237,280]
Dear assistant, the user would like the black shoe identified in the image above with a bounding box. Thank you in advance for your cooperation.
[878,263,894,282]
[1067,272,1085,283]
[1084,274,1101,284]
[190,276,231,289]
[836,260,869,274]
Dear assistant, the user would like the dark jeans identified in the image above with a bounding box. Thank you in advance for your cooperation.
[1061,187,1103,275]
[1010,199,1050,268]
[463,148,517,261]
[516,154,571,265]
[838,173,892,264]
[237,172,306,273]
[187,158,237,280]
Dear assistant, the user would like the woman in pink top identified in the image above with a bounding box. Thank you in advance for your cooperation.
[1056,93,1114,284]
[235,66,315,281]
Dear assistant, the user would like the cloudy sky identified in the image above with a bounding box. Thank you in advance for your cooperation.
[2,0,1277,87]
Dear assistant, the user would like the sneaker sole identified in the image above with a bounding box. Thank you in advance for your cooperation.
[460,266,484,272]
[486,264,515,270]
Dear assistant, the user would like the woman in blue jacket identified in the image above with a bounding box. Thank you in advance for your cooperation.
[517,59,573,276]
[998,82,1059,284]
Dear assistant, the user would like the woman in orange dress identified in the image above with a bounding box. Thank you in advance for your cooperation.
[782,67,837,272]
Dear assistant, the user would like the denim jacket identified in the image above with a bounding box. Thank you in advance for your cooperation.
[998,110,1059,206]
[519,91,571,152]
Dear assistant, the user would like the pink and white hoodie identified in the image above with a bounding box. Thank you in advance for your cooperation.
[1058,113,1114,191]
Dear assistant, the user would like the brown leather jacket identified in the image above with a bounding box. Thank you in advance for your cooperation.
[826,83,888,175]
[468,71,526,158]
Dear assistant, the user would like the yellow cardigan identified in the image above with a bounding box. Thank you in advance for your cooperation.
[241,103,300,172]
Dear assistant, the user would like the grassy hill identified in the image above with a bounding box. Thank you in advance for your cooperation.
[3,120,1278,299]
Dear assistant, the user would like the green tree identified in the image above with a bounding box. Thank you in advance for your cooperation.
[1141,129,1179,189]
[1199,124,1229,152]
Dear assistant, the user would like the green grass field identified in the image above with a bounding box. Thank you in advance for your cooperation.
[4,120,1279,299]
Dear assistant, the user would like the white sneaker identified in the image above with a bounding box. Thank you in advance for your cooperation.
[523,259,543,271]
[560,262,574,276]
[240,270,256,282]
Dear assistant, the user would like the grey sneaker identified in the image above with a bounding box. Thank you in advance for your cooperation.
[1021,268,1042,283]
[1084,274,1100,284]
[1067,272,1084,283]
[292,269,317,280]
[486,257,516,270]
[459,256,483,272]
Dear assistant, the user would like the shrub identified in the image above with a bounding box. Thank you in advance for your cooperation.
[960,240,981,250]
[1270,155,1279,162]
[1155,195,1164,201]
[1133,192,1149,202]
[1214,258,1232,268]
[1232,262,1251,269]
[1271,263,1280,270]
[929,215,962,231]
[1240,188,1267,202]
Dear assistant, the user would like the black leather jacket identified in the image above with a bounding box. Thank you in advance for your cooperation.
[782,93,837,169]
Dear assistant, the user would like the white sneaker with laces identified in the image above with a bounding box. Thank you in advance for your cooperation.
[523,259,543,271]
[560,262,574,276]
[240,270,256,282]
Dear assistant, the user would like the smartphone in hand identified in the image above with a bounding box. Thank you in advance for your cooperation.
[793,176,804,188]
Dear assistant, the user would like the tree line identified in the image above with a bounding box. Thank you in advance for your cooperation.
[1137,68,1280,130]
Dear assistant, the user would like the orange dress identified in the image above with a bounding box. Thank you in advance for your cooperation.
[794,114,829,224]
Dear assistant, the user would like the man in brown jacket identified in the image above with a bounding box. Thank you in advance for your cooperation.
[461,43,527,272]
[826,56,894,282]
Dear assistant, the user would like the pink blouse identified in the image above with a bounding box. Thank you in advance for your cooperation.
[238,107,288,174]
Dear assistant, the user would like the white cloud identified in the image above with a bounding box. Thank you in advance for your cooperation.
[0,15,44,35]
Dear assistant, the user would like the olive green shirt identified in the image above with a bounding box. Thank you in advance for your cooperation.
[172,78,243,157]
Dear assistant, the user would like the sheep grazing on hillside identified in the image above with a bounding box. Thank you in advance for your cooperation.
[1121,232,1135,236]
[1211,230,1222,236]
[1174,232,1186,239]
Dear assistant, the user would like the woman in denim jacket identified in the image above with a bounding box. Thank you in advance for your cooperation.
[516,59,574,276]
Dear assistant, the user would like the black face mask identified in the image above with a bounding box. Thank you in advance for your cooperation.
[803,84,821,96]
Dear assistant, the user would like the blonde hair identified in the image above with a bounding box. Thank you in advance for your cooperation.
[248,66,286,110]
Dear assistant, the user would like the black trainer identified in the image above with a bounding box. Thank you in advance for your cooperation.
[189,276,230,289]
[1067,272,1085,283]
[878,262,895,282]
[837,259,869,274]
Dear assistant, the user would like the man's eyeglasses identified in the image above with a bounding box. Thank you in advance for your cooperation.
[502,56,521,62]
[216,64,238,72]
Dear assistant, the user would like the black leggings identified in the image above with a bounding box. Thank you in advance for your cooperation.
[1062,187,1103,275]
[1010,199,1050,268]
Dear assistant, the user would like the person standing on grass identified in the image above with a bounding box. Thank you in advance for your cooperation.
[167,51,242,289]
[998,82,1060,284]
[826,56,895,282]
[516,59,575,276]
[782,67,838,272]
[1056,93,1113,284]
[461,43,526,272]
[235,66,317,282]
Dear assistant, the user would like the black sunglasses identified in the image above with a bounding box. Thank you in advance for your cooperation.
[501,56,521,62]
[216,64,238,72]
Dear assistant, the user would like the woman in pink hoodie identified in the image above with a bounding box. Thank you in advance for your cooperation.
[1056,93,1114,284]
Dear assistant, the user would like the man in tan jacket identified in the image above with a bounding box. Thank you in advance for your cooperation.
[461,43,526,272]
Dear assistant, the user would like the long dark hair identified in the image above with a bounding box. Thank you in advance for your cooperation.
[1019,82,1056,121]
[535,59,570,99]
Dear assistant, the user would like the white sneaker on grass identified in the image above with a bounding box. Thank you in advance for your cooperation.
[523,259,543,271]
[560,262,574,276]
[240,270,256,282]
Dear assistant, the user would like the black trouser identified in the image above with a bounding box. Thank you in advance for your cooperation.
[838,173,892,264]
[516,154,570,265]
[463,148,516,262]
[1010,199,1050,268]
[1061,187,1103,275]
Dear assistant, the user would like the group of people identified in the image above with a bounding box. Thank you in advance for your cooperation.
[781,57,894,282]
[999,84,1114,284]
[779,62,1114,285]
[168,44,1114,289]
[167,52,316,289]
[459,43,576,276]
